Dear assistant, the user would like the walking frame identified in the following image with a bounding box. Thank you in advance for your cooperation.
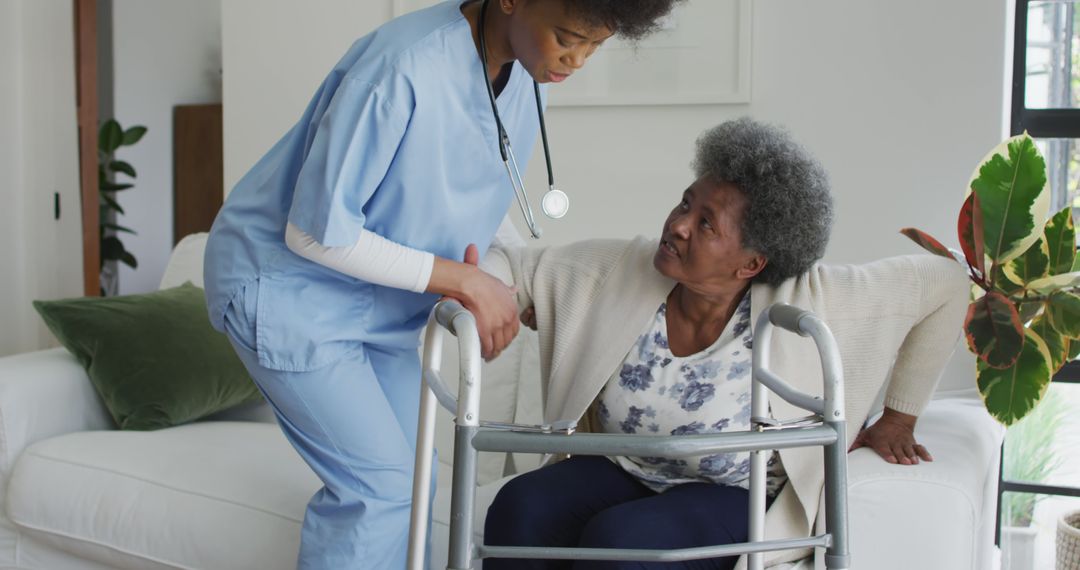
[407,300,851,570]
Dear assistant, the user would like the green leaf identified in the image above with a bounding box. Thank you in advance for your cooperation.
[958,192,987,279]
[100,235,125,265]
[1046,290,1080,337]
[99,193,125,215]
[1031,314,1068,371]
[100,181,134,192]
[970,134,1050,264]
[103,222,136,235]
[98,119,122,154]
[1044,207,1076,275]
[900,228,955,260]
[1070,337,1080,361]
[120,250,138,269]
[1003,238,1049,285]
[109,160,136,178]
[977,329,1052,426]
[121,125,147,146]
[1027,271,1080,295]
[1073,250,1080,272]
[1018,300,1043,324]
[992,264,1024,297]
[965,291,1025,368]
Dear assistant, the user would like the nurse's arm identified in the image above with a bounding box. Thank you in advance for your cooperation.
[284,222,519,360]
[428,245,520,361]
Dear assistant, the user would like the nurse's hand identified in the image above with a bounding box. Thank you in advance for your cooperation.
[427,244,520,361]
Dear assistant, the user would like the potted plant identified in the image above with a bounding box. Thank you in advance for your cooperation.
[98,118,146,296]
[1059,510,1080,569]
[999,389,1066,569]
[902,133,1080,425]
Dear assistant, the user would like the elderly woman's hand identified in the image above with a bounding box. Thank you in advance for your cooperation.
[849,408,933,465]
[520,306,538,330]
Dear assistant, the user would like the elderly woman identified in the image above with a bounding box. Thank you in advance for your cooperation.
[479,117,969,570]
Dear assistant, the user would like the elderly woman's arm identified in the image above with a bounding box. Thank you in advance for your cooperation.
[848,255,970,464]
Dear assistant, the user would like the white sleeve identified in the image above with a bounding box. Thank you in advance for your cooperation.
[284,222,435,293]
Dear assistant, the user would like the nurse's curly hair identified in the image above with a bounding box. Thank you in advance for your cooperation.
[561,0,687,41]
[692,118,834,286]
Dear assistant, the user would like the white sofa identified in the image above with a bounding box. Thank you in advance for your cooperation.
[0,233,1005,570]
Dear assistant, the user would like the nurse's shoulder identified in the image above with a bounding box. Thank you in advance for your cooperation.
[329,2,468,91]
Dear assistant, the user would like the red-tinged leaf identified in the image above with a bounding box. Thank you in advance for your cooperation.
[965,291,1025,369]
[959,192,986,279]
[900,228,954,260]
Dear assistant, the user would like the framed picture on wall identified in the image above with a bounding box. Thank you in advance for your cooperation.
[391,0,752,106]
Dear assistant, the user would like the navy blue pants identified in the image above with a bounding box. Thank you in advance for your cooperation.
[483,455,749,570]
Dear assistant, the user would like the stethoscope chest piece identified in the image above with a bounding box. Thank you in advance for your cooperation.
[541,188,569,219]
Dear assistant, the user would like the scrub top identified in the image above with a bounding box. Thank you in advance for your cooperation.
[204,0,543,372]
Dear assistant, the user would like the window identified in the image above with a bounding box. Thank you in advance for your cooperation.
[1001,4,1080,569]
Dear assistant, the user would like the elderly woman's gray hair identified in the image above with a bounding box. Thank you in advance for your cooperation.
[692,117,833,286]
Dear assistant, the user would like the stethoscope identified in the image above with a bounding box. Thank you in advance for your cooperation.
[478,0,567,239]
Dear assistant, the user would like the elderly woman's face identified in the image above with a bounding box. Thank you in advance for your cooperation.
[653,176,766,291]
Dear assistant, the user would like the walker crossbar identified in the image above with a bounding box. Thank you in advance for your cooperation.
[408,300,851,570]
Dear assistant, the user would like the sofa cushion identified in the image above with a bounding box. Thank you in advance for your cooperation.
[159,233,208,290]
[32,283,262,430]
[7,422,318,570]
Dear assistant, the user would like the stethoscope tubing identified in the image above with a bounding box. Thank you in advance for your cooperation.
[477,0,565,238]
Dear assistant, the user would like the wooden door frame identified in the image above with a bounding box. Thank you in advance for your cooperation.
[74,0,99,296]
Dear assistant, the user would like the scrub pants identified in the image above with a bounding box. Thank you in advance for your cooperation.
[223,288,434,570]
[484,455,749,570]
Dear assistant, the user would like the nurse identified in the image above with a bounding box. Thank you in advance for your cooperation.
[203,1,683,568]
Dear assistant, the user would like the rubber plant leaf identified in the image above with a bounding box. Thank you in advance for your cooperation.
[1031,313,1069,372]
[1046,290,1080,338]
[970,134,1049,264]
[1027,271,1080,295]
[958,191,986,281]
[977,328,1053,426]
[1044,207,1076,276]
[900,228,955,260]
[992,263,1024,297]
[965,291,1025,369]
[1004,238,1049,286]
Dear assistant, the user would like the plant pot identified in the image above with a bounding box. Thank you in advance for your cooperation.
[1059,510,1080,570]
[1003,525,1038,570]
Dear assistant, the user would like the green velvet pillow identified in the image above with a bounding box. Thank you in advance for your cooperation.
[33,282,261,430]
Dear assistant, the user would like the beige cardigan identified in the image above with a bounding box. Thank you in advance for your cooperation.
[485,237,969,567]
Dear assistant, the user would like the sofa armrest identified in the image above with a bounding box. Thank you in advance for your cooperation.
[0,348,113,477]
[844,395,1004,570]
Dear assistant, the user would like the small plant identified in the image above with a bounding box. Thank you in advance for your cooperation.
[902,133,1080,426]
[98,119,147,274]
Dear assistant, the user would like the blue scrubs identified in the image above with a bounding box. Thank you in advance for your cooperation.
[203,1,542,567]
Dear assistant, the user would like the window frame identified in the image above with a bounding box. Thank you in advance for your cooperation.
[996,0,1080,546]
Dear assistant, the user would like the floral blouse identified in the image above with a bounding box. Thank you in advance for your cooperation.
[597,292,788,496]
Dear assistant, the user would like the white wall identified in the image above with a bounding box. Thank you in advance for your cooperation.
[222,0,1013,385]
[223,0,1010,263]
[112,0,221,295]
[0,1,84,356]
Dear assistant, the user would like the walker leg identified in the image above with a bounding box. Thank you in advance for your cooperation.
[823,420,850,570]
[447,424,480,570]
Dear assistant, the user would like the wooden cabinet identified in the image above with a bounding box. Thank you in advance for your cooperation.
[173,103,223,244]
